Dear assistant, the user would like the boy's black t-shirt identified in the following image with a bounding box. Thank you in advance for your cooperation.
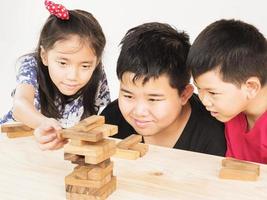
[101,94,226,156]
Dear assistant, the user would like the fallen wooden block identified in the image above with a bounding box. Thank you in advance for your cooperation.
[219,157,260,181]
[1,121,33,133]
[6,131,33,138]
[219,167,258,181]
[117,134,142,149]
[130,143,149,157]
[222,157,260,176]
[114,148,141,160]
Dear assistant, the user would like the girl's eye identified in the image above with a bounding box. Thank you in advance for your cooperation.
[57,61,67,66]
[82,65,91,69]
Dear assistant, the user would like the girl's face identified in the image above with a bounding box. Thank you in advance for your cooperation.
[118,72,193,136]
[41,35,98,96]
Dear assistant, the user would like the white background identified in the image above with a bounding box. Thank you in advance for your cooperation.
[0,0,266,116]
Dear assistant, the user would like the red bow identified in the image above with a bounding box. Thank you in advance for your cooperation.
[44,0,69,20]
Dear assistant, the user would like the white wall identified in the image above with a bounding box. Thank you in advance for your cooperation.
[0,0,266,116]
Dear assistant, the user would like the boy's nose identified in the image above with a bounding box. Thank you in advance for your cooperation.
[199,92,213,107]
[132,101,149,117]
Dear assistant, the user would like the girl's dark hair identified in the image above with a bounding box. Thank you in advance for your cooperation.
[34,10,106,119]
[187,19,267,87]
[117,22,191,95]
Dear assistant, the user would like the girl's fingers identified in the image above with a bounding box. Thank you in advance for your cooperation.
[39,138,68,151]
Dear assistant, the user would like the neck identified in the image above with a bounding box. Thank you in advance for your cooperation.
[143,102,191,148]
[244,86,267,129]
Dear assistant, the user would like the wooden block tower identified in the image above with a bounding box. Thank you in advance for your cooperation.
[58,115,118,200]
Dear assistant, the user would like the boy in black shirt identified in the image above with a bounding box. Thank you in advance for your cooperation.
[101,22,226,156]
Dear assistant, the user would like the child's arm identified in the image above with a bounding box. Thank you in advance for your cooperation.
[12,84,47,128]
[12,83,67,150]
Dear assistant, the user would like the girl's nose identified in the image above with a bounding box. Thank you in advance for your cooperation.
[66,66,78,80]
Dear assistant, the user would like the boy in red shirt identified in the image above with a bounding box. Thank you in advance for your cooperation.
[187,19,267,163]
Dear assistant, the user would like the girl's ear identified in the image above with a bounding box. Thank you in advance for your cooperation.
[244,77,261,99]
[180,84,194,105]
[40,46,48,66]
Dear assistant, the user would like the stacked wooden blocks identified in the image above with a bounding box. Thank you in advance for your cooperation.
[59,115,118,200]
[219,157,260,181]
[0,121,33,138]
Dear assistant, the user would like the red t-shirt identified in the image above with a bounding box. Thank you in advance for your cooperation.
[225,111,267,164]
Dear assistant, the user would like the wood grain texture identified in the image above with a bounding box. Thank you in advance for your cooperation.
[0,137,267,200]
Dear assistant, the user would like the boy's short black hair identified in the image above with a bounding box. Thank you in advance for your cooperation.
[187,19,267,86]
[117,22,191,94]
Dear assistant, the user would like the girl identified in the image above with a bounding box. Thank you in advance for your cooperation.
[0,1,110,150]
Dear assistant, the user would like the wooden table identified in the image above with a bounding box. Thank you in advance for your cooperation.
[0,135,266,200]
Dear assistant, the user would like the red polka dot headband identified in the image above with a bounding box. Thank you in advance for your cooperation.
[44,0,69,20]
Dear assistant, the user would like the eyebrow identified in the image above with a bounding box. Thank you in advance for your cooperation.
[120,88,164,97]
[56,56,94,64]
[120,88,133,94]
[194,81,217,90]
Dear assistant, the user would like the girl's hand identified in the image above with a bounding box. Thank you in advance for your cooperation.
[34,118,68,150]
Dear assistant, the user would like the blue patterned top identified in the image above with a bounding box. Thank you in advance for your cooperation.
[0,56,111,128]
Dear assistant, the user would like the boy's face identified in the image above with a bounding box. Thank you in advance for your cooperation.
[118,72,190,136]
[194,69,249,122]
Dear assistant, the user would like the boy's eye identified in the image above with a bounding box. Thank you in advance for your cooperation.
[123,94,133,99]
[209,91,218,95]
[148,98,162,102]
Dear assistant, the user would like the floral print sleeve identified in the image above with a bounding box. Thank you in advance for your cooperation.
[16,56,38,90]
[94,66,111,111]
[0,56,40,124]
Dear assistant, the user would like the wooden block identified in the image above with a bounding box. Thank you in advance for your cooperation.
[58,129,103,142]
[66,176,116,200]
[73,161,113,180]
[222,157,260,176]
[130,143,149,157]
[70,139,91,147]
[114,148,140,160]
[64,139,116,157]
[6,131,33,138]
[91,124,118,137]
[65,172,111,188]
[117,134,142,149]
[85,148,116,165]
[64,139,116,164]
[219,167,258,181]
[1,121,33,133]
[64,153,85,162]
[72,115,105,132]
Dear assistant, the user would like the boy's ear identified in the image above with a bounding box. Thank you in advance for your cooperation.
[244,77,261,99]
[40,46,48,66]
[180,84,194,105]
